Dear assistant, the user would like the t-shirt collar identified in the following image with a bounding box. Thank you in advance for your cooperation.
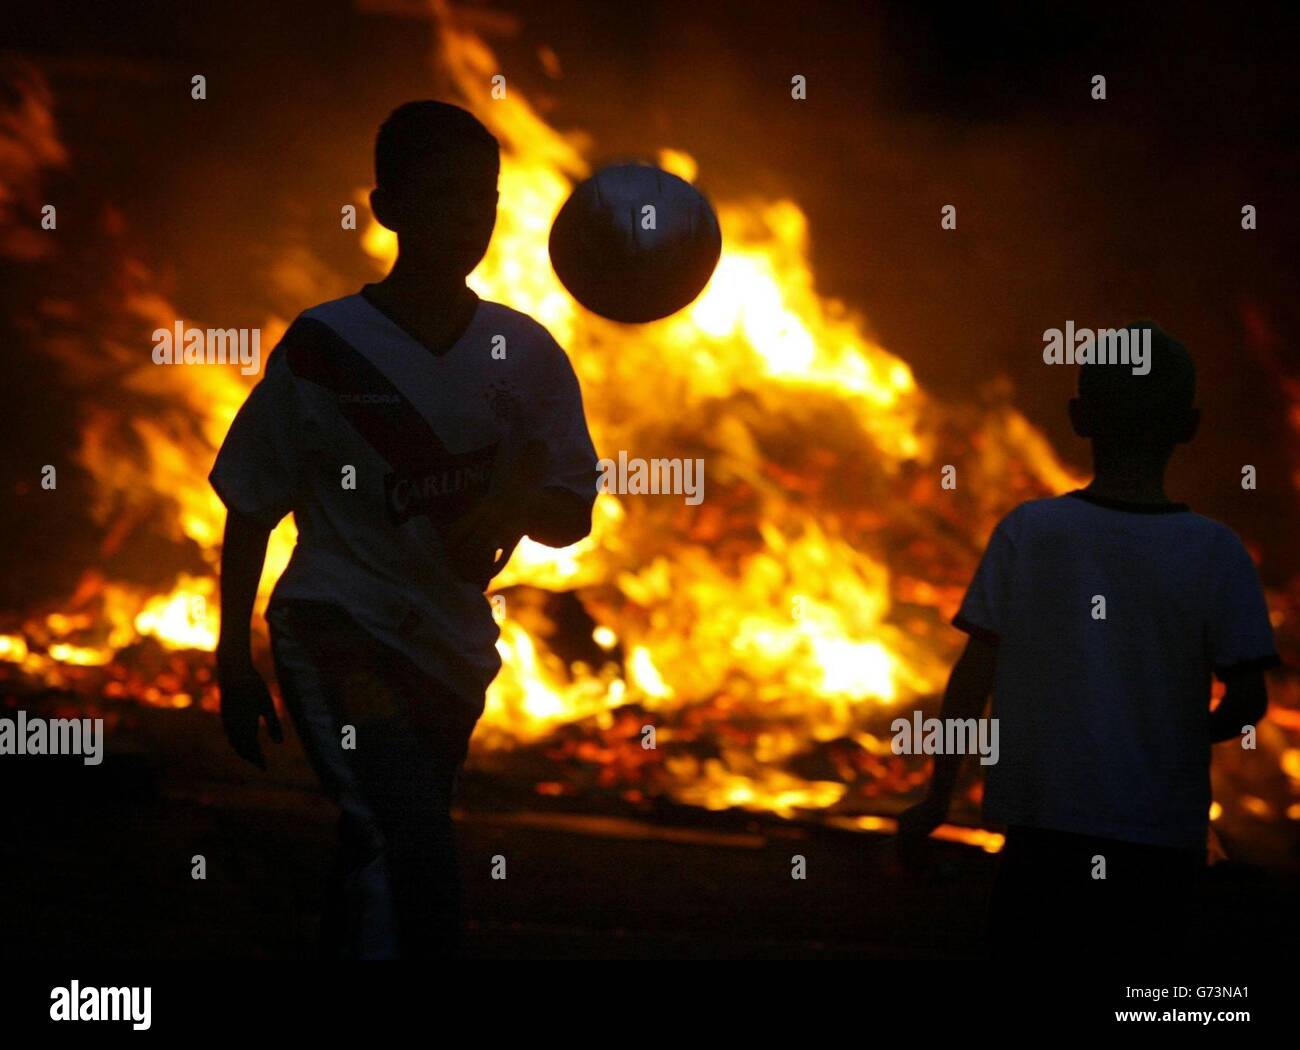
[1067,488,1190,514]
[356,284,482,359]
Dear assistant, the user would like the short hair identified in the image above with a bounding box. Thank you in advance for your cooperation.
[374,100,499,190]
[1077,321,1196,439]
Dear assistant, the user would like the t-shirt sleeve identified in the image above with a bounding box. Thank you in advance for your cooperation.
[952,519,1017,644]
[1208,529,1280,680]
[534,342,598,506]
[208,345,299,529]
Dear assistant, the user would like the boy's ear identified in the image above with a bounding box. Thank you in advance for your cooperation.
[369,187,398,233]
[1068,397,1092,438]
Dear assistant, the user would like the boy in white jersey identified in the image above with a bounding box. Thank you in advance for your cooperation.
[899,323,1278,958]
[210,101,597,958]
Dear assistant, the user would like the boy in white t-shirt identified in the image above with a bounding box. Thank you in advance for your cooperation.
[210,101,598,958]
[899,323,1278,958]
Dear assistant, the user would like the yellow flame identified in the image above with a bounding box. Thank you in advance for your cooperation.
[15,9,1090,823]
[133,575,219,652]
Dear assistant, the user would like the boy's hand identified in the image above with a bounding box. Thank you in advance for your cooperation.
[216,652,283,770]
[440,434,548,588]
[440,496,525,589]
[895,635,995,868]
[897,792,950,841]
[896,792,950,872]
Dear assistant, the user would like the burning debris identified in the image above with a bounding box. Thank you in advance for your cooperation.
[1,10,1298,861]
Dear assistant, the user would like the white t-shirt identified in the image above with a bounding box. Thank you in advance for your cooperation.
[209,292,598,710]
[954,491,1279,849]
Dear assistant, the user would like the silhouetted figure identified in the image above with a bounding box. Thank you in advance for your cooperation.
[211,101,597,959]
[899,323,1279,959]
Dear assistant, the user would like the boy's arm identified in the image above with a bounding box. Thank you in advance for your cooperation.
[441,432,594,588]
[1205,529,1278,743]
[513,342,597,550]
[928,634,999,800]
[518,486,593,549]
[1208,667,1268,743]
[215,509,283,768]
[216,510,271,672]
[207,339,300,765]
[442,355,597,588]
[898,634,998,837]
[500,436,592,548]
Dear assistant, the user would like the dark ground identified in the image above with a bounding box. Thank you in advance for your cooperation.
[1,696,1295,961]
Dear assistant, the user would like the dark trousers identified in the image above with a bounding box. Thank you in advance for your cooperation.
[269,600,481,960]
[988,825,1204,961]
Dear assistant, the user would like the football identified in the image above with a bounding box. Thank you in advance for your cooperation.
[548,163,722,324]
